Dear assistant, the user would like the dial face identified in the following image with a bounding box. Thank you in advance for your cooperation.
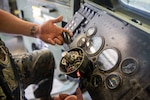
[86,27,97,37]
[85,37,103,55]
[91,74,103,87]
[97,48,120,71]
[106,74,121,90]
[121,58,138,75]
[77,37,87,47]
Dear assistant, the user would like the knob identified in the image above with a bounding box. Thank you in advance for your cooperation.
[62,32,71,44]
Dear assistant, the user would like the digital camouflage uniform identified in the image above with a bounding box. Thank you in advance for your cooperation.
[0,38,55,100]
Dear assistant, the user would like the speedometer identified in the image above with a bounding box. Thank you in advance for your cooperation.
[97,48,120,71]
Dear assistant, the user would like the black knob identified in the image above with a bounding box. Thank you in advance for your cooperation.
[62,32,71,44]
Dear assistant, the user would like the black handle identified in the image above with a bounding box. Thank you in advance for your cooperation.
[62,32,72,44]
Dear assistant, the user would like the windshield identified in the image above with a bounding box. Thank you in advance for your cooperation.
[120,0,150,13]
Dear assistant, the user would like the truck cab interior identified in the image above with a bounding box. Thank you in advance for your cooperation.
[1,0,150,100]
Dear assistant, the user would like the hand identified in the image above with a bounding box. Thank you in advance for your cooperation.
[53,88,83,100]
[37,16,72,45]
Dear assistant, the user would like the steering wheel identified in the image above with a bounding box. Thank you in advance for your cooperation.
[0,39,23,100]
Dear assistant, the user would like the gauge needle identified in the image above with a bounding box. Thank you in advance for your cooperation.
[109,79,114,87]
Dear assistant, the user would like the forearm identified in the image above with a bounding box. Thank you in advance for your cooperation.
[0,10,72,45]
[0,9,39,37]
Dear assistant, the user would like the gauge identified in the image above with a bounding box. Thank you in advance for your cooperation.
[60,48,93,78]
[90,74,103,88]
[74,33,86,48]
[60,50,81,73]
[121,58,138,75]
[85,36,104,55]
[97,48,120,71]
[86,26,97,37]
[106,74,121,90]
[77,37,87,47]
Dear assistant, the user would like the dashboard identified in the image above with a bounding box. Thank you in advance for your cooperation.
[60,2,150,100]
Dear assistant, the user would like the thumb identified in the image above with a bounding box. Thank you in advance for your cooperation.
[65,95,77,100]
[59,94,69,100]
[51,16,63,23]
[76,88,83,100]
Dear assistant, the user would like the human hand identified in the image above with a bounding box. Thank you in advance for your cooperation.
[53,88,83,100]
[37,16,72,45]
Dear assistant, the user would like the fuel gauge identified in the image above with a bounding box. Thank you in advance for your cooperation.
[106,74,121,90]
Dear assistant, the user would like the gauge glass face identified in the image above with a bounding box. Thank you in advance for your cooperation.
[85,37,103,55]
[121,58,137,74]
[77,37,86,47]
[106,74,121,90]
[86,27,97,37]
[97,48,119,71]
[91,75,102,87]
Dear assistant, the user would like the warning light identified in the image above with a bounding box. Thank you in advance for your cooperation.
[77,71,81,78]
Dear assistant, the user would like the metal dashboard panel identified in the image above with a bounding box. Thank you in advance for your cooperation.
[63,2,150,100]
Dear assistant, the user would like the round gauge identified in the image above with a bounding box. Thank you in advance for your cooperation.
[85,36,104,55]
[106,74,121,90]
[90,74,103,88]
[60,48,90,78]
[121,58,138,75]
[86,26,97,37]
[97,48,120,71]
[77,37,87,47]
[60,50,83,74]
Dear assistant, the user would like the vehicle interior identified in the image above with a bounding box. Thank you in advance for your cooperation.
[60,0,150,100]
[0,0,150,100]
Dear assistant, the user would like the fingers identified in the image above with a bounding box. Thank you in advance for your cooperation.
[63,29,73,37]
[53,97,60,100]
[76,88,83,100]
[51,16,63,23]
[47,38,56,45]
[59,94,69,100]
[46,35,64,45]
[53,36,63,45]
[56,88,83,100]
[64,95,77,100]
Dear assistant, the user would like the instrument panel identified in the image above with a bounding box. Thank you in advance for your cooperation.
[60,2,150,100]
